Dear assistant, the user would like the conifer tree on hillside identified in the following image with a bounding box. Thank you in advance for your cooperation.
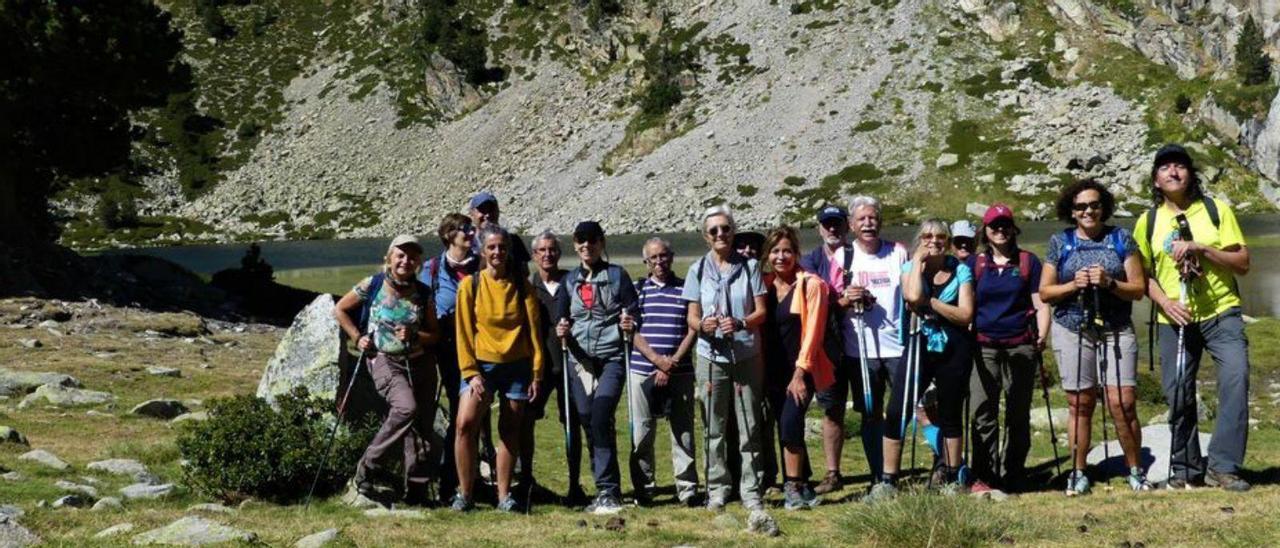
[1235,15,1272,86]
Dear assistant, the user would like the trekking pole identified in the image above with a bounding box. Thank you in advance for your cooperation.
[995,350,1004,486]
[899,314,916,442]
[1091,287,1111,465]
[1035,352,1063,479]
[1072,286,1087,479]
[620,310,638,501]
[306,352,368,510]
[853,308,874,420]
[908,316,922,477]
[1168,281,1190,487]
[560,335,574,502]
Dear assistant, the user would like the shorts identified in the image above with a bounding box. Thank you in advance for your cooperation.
[460,359,532,401]
[1051,321,1137,391]
[816,355,899,415]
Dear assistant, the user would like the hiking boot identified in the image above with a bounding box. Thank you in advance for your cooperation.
[586,493,623,515]
[1065,471,1091,497]
[449,494,475,512]
[929,464,947,488]
[564,485,590,506]
[813,470,843,495]
[801,483,820,508]
[862,481,898,504]
[1127,467,1153,492]
[706,497,727,513]
[1206,470,1251,492]
[496,495,521,513]
[1165,473,1200,490]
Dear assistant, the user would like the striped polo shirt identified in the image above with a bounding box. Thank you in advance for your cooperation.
[629,276,692,375]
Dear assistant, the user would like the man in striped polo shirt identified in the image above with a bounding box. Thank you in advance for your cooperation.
[624,237,699,506]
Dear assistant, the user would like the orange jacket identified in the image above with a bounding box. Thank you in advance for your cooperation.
[768,270,836,392]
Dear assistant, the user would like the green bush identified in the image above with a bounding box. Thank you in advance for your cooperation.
[1235,16,1271,86]
[96,188,138,230]
[177,387,376,504]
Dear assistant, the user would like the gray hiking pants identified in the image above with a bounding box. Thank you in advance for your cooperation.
[969,344,1036,488]
[1159,307,1250,477]
[695,352,764,508]
[627,370,698,501]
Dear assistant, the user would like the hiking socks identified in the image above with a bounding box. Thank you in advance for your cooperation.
[881,472,898,486]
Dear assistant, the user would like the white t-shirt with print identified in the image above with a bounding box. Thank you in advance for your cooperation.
[835,240,908,360]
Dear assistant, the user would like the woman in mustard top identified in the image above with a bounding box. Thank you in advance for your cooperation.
[451,224,545,512]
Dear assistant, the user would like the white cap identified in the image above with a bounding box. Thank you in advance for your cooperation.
[950,220,977,239]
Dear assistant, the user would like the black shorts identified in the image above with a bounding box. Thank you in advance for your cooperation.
[815,355,899,418]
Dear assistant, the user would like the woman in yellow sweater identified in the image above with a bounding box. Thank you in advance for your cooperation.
[451,224,545,512]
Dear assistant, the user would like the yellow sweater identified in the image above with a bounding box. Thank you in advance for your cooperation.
[455,269,544,381]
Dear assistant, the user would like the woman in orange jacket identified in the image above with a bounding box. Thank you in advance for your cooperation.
[761,226,836,510]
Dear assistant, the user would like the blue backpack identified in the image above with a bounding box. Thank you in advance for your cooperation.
[1056,227,1128,276]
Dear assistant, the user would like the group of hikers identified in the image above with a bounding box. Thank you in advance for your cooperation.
[328,143,1254,522]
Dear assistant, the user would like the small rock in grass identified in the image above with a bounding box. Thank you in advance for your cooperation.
[187,503,234,514]
[37,320,59,329]
[363,508,425,519]
[147,367,181,378]
[132,516,257,545]
[94,523,134,538]
[87,459,150,479]
[20,384,114,408]
[52,494,93,509]
[169,411,209,426]
[17,339,41,349]
[131,399,189,420]
[604,517,625,532]
[19,449,69,470]
[92,497,124,511]
[2,472,24,482]
[120,482,174,500]
[0,505,22,519]
[55,480,99,498]
[294,528,340,548]
[746,509,780,537]
[0,426,28,445]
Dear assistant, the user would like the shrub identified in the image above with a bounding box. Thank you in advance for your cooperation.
[1235,16,1271,86]
[1174,93,1192,114]
[96,188,138,230]
[177,387,376,504]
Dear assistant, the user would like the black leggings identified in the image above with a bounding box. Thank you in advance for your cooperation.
[885,334,971,440]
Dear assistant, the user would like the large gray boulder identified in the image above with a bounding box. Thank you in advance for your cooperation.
[132,516,257,545]
[256,295,340,403]
[1252,88,1280,192]
[0,426,28,446]
[1086,424,1212,484]
[0,515,40,547]
[0,367,80,397]
[19,449,69,470]
[19,384,115,408]
[131,399,189,420]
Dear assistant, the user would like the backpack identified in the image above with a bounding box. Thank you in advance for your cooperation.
[357,272,432,336]
[1056,226,1128,275]
[974,250,1032,285]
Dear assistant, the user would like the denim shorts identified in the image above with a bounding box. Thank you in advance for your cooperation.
[460,359,532,401]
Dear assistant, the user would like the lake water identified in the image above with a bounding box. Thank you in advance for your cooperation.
[105,216,1280,317]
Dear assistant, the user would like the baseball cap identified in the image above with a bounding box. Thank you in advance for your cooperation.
[388,234,424,254]
[817,204,848,224]
[469,191,498,210]
[950,220,977,239]
[1152,144,1194,173]
[982,204,1014,225]
[573,220,604,243]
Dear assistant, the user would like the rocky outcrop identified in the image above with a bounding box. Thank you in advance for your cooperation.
[132,516,257,545]
[955,0,1021,42]
[1253,89,1280,187]
[19,384,115,408]
[0,515,39,547]
[256,294,340,403]
[0,368,80,398]
[1133,17,1204,80]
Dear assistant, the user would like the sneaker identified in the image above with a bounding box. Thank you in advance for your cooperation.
[969,480,995,495]
[586,493,623,515]
[449,494,475,512]
[783,481,805,511]
[1206,470,1251,492]
[1065,470,1091,497]
[1127,467,1153,492]
[564,485,590,506]
[801,483,820,508]
[813,470,843,495]
[496,495,521,513]
[929,464,947,487]
[706,497,726,513]
[862,481,898,504]
[1165,473,1200,490]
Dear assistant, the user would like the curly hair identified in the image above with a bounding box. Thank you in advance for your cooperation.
[1055,179,1115,224]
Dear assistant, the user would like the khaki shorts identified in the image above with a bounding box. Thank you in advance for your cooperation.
[1051,321,1137,391]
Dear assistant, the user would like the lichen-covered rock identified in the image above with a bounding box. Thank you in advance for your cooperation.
[19,449,69,470]
[0,368,80,397]
[131,399,188,420]
[256,294,340,404]
[132,516,256,545]
[19,384,115,408]
[0,515,39,547]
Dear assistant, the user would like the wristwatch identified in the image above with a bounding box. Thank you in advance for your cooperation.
[733,318,745,331]
[1106,278,1118,291]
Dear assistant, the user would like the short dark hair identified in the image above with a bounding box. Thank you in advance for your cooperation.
[437,212,472,246]
[1055,179,1116,224]
[1151,159,1204,206]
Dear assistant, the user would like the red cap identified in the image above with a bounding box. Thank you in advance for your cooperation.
[983,204,1014,225]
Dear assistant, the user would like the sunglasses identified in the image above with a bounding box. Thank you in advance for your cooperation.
[987,223,1014,232]
[1072,201,1103,212]
[707,225,733,237]
[920,232,948,240]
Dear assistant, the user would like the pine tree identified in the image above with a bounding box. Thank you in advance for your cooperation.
[1235,15,1272,86]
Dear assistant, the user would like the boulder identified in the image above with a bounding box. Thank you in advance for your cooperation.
[132,516,257,545]
[170,411,210,426]
[121,483,175,500]
[88,459,150,480]
[131,399,189,420]
[1251,88,1280,191]
[147,367,182,378]
[295,528,340,548]
[52,494,93,509]
[256,295,340,404]
[19,449,69,470]
[0,367,80,397]
[0,505,22,519]
[55,480,99,498]
[1086,424,1212,484]
[935,153,960,169]
[95,523,136,538]
[0,515,40,547]
[19,384,115,408]
[0,426,28,446]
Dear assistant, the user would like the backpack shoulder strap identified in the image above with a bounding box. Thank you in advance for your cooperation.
[1056,228,1077,272]
[1203,197,1221,228]
[358,272,386,334]
[429,256,441,296]
[842,244,854,287]
[1017,250,1032,283]
[1107,226,1128,260]
[607,264,624,304]
[974,253,989,283]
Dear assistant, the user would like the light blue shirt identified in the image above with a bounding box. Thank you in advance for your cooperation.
[681,252,766,364]
[901,257,972,353]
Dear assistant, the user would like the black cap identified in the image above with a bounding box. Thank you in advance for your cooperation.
[1152,144,1194,174]
[573,220,604,243]
[733,231,765,250]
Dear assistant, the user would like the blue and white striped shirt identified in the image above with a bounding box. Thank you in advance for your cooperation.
[630,276,692,375]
